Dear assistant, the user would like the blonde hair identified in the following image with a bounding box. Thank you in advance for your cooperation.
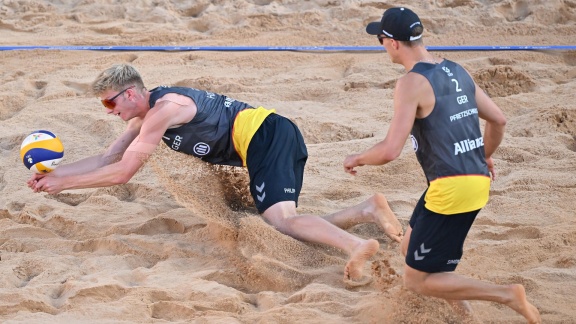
[91,64,145,96]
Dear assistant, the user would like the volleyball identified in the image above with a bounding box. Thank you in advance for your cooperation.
[20,130,64,174]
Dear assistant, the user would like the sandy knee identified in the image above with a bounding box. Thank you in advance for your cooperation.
[402,266,428,294]
[266,215,298,235]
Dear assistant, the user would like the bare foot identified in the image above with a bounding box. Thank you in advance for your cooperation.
[344,239,380,280]
[446,300,480,324]
[365,193,403,243]
[505,284,541,324]
[344,275,372,288]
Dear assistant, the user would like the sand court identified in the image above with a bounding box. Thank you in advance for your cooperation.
[1,1,575,323]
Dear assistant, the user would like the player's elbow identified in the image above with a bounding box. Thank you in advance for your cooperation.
[494,115,507,127]
[487,116,507,135]
[114,171,134,185]
[487,110,507,128]
[112,160,140,185]
[382,147,402,163]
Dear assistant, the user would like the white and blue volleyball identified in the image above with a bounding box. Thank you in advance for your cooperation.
[20,130,64,173]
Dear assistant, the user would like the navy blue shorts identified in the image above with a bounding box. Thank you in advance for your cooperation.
[406,191,480,273]
[246,113,308,213]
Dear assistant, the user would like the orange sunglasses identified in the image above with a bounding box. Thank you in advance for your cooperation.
[101,85,134,109]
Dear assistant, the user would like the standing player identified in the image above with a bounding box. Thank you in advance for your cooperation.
[343,7,540,323]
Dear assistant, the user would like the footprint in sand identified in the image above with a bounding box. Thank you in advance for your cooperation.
[562,51,576,66]
[132,217,186,235]
[495,146,537,164]
[555,256,576,268]
[6,202,25,214]
[548,109,576,136]
[472,66,536,98]
[495,0,532,21]
[562,135,576,153]
[67,284,128,305]
[187,18,211,33]
[61,80,91,96]
[150,301,196,321]
[476,226,542,241]
[88,25,125,35]
[46,192,91,206]
[71,237,159,261]
[488,57,518,66]
[0,92,27,121]
[172,76,249,94]
[343,79,397,91]
[181,2,210,18]
[13,260,43,287]
[371,259,402,291]
[1,240,29,253]
[31,80,47,99]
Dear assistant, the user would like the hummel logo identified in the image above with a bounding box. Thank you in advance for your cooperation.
[256,182,265,192]
[257,192,266,202]
[414,243,431,261]
[256,182,265,202]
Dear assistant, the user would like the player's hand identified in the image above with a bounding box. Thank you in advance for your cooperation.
[27,173,47,190]
[33,176,64,195]
[486,156,496,180]
[344,154,363,175]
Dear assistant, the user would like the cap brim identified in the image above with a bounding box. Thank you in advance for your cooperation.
[365,22,381,35]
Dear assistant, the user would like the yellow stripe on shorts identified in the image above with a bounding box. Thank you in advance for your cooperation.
[425,175,490,215]
[232,107,275,166]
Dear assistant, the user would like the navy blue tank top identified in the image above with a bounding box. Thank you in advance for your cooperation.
[149,86,252,166]
[409,60,490,214]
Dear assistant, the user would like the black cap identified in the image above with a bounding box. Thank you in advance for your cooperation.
[366,7,423,41]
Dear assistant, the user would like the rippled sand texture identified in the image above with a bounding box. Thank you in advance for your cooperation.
[1,1,575,323]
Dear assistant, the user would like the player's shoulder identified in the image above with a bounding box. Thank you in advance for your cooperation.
[397,69,429,90]
[157,92,194,106]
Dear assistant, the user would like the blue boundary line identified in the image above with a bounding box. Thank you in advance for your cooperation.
[0,45,575,52]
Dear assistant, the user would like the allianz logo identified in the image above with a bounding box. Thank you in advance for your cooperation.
[454,136,483,155]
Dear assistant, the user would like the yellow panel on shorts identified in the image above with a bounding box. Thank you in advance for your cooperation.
[232,107,275,166]
[425,175,490,215]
